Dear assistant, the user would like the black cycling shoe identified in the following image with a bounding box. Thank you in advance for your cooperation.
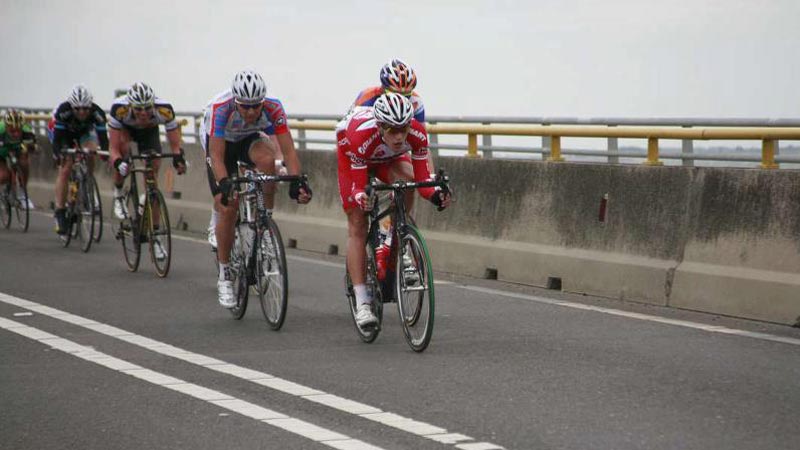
[54,208,67,235]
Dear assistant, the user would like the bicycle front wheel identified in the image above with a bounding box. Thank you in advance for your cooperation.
[229,224,252,319]
[119,188,141,271]
[148,190,172,278]
[13,176,29,232]
[0,187,11,229]
[257,218,288,330]
[78,180,95,253]
[395,225,435,352]
[90,175,103,242]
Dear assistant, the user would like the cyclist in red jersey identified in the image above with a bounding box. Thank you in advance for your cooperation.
[338,93,450,328]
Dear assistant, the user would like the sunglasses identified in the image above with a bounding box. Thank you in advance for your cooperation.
[379,123,411,132]
[73,107,91,112]
[236,102,263,110]
[132,106,152,112]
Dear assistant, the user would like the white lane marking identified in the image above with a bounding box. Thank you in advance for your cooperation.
[0,292,501,450]
[13,312,33,317]
[172,227,799,347]
[456,285,800,347]
[0,316,385,449]
[456,443,505,450]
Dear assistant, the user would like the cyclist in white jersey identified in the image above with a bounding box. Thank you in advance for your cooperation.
[202,70,311,308]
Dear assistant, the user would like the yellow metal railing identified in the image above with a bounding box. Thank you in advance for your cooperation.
[22,112,800,169]
[283,119,800,169]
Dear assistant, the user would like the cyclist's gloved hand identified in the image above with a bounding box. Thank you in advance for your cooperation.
[430,188,451,211]
[113,158,129,177]
[172,150,187,174]
[218,177,233,206]
[289,178,312,203]
[353,190,373,211]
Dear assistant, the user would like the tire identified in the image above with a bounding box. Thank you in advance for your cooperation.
[228,224,251,320]
[395,225,435,352]
[345,234,384,343]
[13,174,29,233]
[148,190,172,278]
[119,186,141,272]
[0,186,11,229]
[78,180,95,253]
[89,175,103,242]
[257,218,288,330]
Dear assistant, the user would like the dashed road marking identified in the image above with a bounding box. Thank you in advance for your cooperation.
[0,315,383,449]
[0,292,504,450]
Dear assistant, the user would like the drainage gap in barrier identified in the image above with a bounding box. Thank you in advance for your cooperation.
[484,268,498,280]
[547,277,562,291]
[287,239,297,249]
[328,244,339,256]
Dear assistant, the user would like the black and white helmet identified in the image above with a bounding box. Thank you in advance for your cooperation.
[373,92,414,127]
[231,70,267,104]
[127,82,155,107]
[68,85,93,108]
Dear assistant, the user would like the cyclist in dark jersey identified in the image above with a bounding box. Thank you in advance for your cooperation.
[48,85,109,234]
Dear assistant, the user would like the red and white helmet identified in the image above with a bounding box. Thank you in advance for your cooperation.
[373,92,414,127]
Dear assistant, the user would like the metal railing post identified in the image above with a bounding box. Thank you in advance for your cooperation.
[482,121,493,159]
[645,137,663,166]
[607,124,618,164]
[762,139,778,169]
[466,133,480,158]
[681,129,694,167]
[548,136,564,162]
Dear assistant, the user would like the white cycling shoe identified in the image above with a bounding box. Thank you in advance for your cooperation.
[355,304,378,328]
[153,239,168,261]
[218,279,236,308]
[113,197,128,219]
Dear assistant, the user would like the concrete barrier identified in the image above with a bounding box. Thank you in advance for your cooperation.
[24,138,800,325]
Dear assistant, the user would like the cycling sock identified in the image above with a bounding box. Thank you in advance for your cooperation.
[219,263,232,281]
[353,284,371,307]
[113,186,123,198]
[209,208,218,228]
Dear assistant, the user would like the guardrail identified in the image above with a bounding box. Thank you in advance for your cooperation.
[6,106,800,169]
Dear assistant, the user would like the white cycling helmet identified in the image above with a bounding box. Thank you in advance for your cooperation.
[127,82,155,107]
[231,70,267,104]
[68,85,93,108]
[373,92,414,127]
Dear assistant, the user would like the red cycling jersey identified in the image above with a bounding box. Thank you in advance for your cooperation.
[337,107,434,209]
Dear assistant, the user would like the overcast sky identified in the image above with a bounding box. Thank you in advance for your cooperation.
[1,0,798,119]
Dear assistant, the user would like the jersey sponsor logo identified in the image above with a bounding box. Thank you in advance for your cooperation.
[114,106,129,121]
[357,132,378,155]
[338,136,350,147]
[408,127,427,143]
[157,106,175,121]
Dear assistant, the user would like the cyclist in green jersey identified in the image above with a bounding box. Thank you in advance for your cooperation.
[0,110,36,208]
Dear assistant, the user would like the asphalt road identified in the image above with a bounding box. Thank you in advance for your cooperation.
[1,212,799,450]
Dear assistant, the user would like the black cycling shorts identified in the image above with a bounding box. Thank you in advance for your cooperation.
[204,132,267,196]
[125,126,163,154]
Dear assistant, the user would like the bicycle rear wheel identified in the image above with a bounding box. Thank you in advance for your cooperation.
[395,225,435,352]
[229,224,251,319]
[148,190,172,278]
[13,176,29,232]
[89,175,103,242]
[118,188,141,271]
[1,186,12,229]
[77,180,95,253]
[345,236,384,343]
[257,218,288,330]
